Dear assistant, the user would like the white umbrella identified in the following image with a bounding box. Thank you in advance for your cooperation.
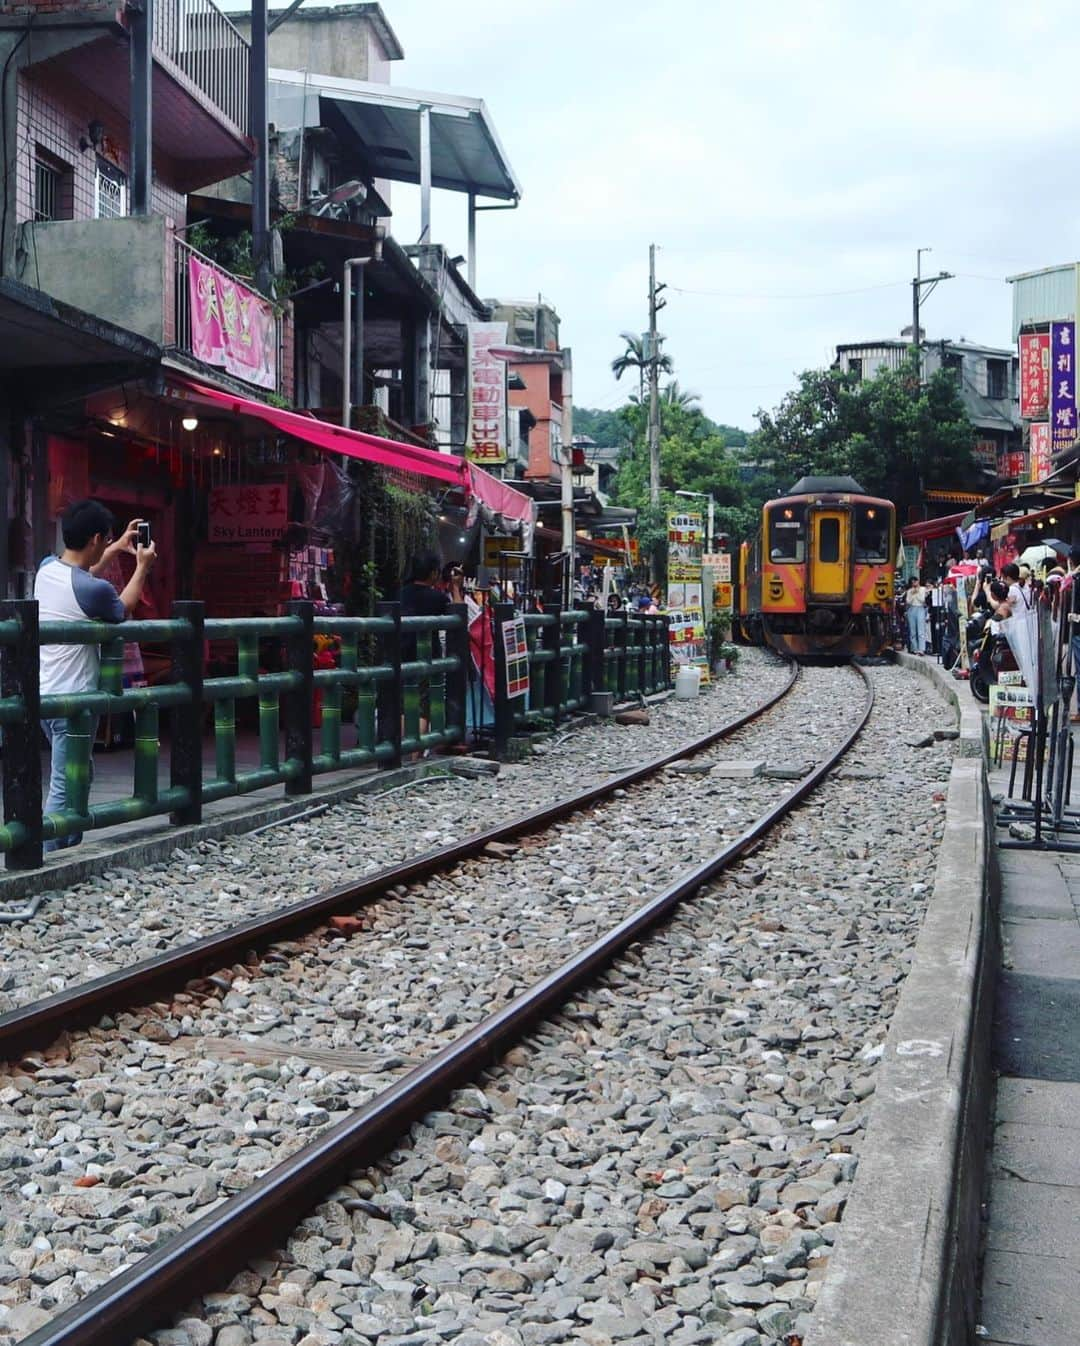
[1018,543,1062,569]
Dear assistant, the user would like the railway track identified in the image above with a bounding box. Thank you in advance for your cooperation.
[0,661,799,1062]
[2,662,885,1346]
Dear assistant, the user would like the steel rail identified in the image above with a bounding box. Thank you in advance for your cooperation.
[22,665,873,1346]
[0,661,799,1062]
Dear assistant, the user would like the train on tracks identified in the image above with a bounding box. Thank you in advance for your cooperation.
[735,475,896,660]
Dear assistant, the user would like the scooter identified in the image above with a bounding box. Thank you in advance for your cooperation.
[966,610,1018,704]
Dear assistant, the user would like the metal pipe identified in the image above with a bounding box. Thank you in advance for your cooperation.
[15,664,881,1346]
[129,0,153,216]
[250,0,270,294]
[467,191,476,290]
[418,103,431,244]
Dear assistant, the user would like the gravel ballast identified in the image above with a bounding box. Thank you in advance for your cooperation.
[136,661,957,1346]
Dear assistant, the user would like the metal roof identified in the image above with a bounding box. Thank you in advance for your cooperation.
[268,68,521,201]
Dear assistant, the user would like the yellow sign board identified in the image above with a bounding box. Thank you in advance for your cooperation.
[484,537,522,568]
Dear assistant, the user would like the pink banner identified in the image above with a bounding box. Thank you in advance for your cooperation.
[1030,421,1052,483]
[188,255,277,391]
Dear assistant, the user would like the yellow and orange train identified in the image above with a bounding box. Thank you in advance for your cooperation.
[735,476,896,660]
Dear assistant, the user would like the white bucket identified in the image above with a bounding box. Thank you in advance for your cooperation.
[675,665,701,700]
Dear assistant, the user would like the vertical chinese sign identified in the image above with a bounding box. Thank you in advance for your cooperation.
[1030,422,1052,484]
[666,511,709,683]
[1019,332,1050,419]
[466,322,508,466]
[1051,321,1077,455]
[189,256,277,391]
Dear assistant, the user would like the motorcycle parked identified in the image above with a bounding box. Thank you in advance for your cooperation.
[966,609,1018,704]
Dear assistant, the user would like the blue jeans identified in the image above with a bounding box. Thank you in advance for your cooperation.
[906,605,928,652]
[42,717,97,852]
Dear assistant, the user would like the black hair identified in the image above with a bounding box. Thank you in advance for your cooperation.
[989,579,1009,601]
[409,550,442,583]
[1002,563,1020,582]
[1070,544,1080,564]
[62,499,115,551]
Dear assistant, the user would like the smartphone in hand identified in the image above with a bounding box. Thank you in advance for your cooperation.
[137,521,152,549]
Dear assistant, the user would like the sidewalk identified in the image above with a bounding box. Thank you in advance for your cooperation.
[977,735,1080,1344]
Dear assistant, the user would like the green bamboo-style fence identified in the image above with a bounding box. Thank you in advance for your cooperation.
[0,597,672,870]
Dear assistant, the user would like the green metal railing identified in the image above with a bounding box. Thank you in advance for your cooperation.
[0,595,673,870]
[0,599,470,871]
[489,602,672,755]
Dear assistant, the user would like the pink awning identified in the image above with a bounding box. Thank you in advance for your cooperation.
[169,376,466,485]
[167,375,535,529]
[467,462,535,528]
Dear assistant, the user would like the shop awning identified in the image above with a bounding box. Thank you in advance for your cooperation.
[922,489,986,505]
[166,375,534,528]
[901,511,968,544]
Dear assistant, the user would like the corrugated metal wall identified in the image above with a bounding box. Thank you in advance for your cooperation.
[1011,264,1077,336]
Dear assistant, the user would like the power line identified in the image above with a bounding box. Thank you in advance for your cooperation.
[667,279,909,300]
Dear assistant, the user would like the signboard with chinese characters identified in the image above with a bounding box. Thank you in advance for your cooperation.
[973,440,999,469]
[1030,421,1052,483]
[702,552,732,581]
[997,450,1027,480]
[667,511,704,581]
[189,256,277,391]
[1020,332,1050,419]
[500,615,530,698]
[466,322,508,465]
[208,484,287,543]
[1051,321,1076,454]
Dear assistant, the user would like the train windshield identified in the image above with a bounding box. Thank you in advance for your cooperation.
[768,503,807,562]
[854,504,891,563]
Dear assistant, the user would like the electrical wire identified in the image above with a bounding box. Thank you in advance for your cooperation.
[667,279,909,300]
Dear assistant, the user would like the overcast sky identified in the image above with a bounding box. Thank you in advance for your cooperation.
[258,0,1077,431]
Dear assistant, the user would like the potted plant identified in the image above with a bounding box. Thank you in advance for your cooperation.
[708,613,737,673]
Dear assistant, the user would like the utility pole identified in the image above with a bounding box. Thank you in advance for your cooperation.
[647,243,666,508]
[911,246,953,381]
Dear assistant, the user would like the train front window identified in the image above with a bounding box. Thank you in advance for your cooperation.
[768,504,806,562]
[854,504,890,563]
[819,517,840,563]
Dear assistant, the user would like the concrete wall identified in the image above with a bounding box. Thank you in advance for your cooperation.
[24,215,167,344]
[232,5,399,82]
[806,654,997,1346]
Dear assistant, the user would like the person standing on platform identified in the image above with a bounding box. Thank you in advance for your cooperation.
[36,500,157,850]
[905,577,929,654]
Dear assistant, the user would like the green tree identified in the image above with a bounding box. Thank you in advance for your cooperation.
[749,351,975,517]
[661,380,701,410]
[611,331,673,403]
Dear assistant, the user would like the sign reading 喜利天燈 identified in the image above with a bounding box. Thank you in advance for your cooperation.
[189,256,277,391]
[208,484,288,543]
[466,322,509,466]
[1030,422,1052,483]
[1020,332,1050,419]
[1050,321,1076,455]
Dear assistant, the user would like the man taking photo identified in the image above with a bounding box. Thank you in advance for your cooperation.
[35,500,157,850]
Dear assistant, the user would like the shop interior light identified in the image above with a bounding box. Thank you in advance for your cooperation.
[181,416,199,432]
[212,446,224,457]
[1037,521,1044,529]
[1050,515,1059,524]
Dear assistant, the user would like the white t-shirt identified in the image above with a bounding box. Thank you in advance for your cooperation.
[35,557,126,696]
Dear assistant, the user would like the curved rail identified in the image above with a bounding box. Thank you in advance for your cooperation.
[21,666,874,1346]
[0,661,798,1062]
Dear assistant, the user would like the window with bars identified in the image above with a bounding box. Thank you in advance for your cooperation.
[33,148,72,222]
[94,156,128,220]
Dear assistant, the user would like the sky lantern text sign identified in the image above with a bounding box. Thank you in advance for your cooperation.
[209,485,288,543]
[1051,321,1076,455]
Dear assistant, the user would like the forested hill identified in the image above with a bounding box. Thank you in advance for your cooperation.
[574,406,750,449]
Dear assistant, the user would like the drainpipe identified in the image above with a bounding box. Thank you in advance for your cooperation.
[341,236,383,428]
[129,0,153,216]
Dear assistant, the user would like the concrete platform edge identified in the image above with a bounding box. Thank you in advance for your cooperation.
[894,649,988,757]
[0,762,453,901]
[806,656,998,1346]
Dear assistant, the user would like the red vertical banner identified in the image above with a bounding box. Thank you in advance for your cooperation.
[1019,332,1050,418]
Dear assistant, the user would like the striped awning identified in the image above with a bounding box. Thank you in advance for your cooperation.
[923,489,986,504]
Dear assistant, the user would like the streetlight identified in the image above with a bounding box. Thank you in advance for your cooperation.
[675,489,715,552]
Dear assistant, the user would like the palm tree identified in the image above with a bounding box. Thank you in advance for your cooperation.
[661,380,701,410]
[611,331,673,403]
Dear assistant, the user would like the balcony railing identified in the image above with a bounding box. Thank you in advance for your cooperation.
[174,233,284,396]
[154,0,250,131]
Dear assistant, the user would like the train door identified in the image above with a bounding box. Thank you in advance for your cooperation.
[808,509,849,599]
